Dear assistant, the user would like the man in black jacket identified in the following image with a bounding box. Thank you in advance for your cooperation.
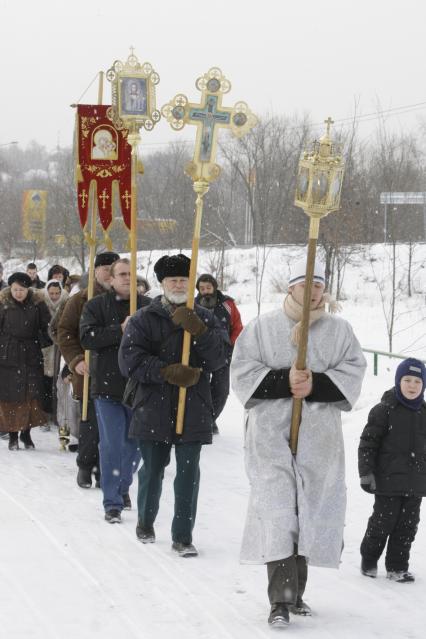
[195,274,243,433]
[58,250,119,489]
[26,262,45,289]
[119,254,226,556]
[80,258,150,523]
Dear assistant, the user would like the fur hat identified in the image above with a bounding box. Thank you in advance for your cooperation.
[196,274,218,291]
[8,272,32,288]
[94,251,120,268]
[154,254,190,282]
[289,257,325,287]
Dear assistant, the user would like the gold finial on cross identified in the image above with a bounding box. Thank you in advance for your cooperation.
[324,117,334,135]
[162,67,257,183]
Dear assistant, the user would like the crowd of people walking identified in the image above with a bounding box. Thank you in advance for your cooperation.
[1,252,424,629]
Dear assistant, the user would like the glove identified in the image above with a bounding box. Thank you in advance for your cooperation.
[160,363,201,388]
[360,473,376,493]
[172,307,207,337]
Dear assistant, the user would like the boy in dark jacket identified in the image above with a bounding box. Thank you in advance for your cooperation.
[359,357,426,583]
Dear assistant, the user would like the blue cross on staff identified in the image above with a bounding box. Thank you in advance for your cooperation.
[162,68,257,435]
[189,94,230,162]
[162,67,257,183]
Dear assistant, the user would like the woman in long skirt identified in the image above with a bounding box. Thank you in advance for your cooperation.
[0,272,52,450]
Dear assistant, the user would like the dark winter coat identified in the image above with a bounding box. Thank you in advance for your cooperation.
[0,280,7,291]
[118,296,226,444]
[57,282,106,399]
[195,289,243,349]
[358,388,426,497]
[80,290,150,402]
[0,287,51,403]
[32,276,46,289]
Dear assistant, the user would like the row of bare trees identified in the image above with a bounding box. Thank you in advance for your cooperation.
[1,113,426,272]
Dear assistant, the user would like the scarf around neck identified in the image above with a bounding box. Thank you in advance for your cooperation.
[283,292,341,346]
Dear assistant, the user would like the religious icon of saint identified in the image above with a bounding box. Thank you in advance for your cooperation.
[91,128,117,160]
[121,78,147,115]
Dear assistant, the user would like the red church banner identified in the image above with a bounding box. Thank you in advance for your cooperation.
[76,105,132,230]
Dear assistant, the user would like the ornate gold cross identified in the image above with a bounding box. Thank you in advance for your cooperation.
[161,68,257,436]
[162,67,257,183]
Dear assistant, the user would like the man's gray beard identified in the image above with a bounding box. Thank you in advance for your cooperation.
[99,281,111,291]
[165,291,187,304]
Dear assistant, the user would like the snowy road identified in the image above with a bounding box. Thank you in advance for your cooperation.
[0,382,425,639]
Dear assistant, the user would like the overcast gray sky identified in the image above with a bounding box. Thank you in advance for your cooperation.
[1,0,425,152]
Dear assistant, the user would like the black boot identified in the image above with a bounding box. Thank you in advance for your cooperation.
[19,430,35,450]
[8,432,19,451]
[268,603,290,627]
[136,521,155,543]
[361,557,378,578]
[77,468,92,488]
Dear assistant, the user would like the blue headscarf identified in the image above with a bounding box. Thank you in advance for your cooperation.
[395,358,426,410]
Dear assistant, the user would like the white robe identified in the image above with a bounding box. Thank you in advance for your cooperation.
[231,309,366,568]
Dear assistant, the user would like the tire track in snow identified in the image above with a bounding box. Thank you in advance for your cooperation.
[0,482,143,639]
[116,524,271,639]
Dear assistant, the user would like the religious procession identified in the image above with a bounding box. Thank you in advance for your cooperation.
[1,42,426,638]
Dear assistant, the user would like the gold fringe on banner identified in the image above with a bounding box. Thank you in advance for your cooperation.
[137,160,144,175]
[84,230,96,247]
[103,230,113,251]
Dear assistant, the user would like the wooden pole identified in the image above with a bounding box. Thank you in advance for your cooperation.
[81,71,103,421]
[128,127,139,315]
[289,217,320,455]
[175,179,209,435]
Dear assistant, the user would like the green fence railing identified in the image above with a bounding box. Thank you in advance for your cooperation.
[362,348,426,376]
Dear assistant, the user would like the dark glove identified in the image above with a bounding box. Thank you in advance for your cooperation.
[160,363,201,388]
[360,473,376,493]
[172,307,207,337]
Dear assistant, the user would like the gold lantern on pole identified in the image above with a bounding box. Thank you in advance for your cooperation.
[290,117,345,455]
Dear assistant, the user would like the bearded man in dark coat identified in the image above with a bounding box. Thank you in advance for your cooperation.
[119,254,226,557]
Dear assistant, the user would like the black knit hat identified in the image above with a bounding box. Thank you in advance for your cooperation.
[196,273,218,291]
[154,254,190,282]
[8,272,32,288]
[94,251,120,268]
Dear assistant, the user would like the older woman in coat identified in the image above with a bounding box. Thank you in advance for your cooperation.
[0,272,52,450]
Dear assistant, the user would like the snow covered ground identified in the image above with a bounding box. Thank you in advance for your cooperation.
[1,245,426,638]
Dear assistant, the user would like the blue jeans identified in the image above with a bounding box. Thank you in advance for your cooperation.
[94,398,141,512]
